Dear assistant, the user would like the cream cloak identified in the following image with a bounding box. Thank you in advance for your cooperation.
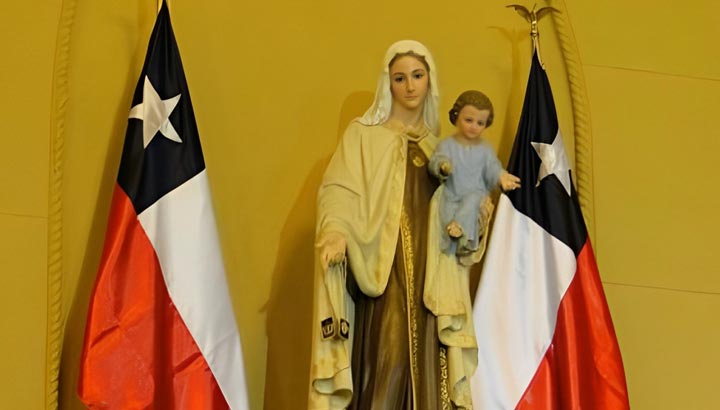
[308,121,482,409]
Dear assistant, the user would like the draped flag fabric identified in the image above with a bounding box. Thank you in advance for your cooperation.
[77,3,248,409]
[470,53,630,409]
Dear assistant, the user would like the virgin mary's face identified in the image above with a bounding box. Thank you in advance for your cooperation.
[389,55,429,111]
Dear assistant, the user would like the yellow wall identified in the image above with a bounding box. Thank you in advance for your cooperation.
[0,1,60,408]
[1,1,718,409]
[567,1,720,408]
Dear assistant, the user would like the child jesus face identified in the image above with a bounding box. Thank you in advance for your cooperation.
[455,105,491,142]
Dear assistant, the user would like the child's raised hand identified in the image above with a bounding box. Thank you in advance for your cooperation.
[500,171,521,191]
[440,161,452,176]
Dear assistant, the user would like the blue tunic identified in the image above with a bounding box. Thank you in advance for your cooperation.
[429,137,502,254]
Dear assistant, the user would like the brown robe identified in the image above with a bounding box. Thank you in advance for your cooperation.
[310,123,477,409]
[347,141,451,410]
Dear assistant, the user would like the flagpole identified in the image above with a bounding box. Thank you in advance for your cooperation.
[506,3,558,68]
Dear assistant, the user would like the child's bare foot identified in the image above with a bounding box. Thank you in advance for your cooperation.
[447,221,463,238]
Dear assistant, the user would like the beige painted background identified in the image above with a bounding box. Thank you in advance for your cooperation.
[1,0,718,409]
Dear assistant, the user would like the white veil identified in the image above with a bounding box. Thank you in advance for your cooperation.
[358,40,440,136]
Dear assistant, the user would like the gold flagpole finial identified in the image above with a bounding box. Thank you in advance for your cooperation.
[506,3,559,68]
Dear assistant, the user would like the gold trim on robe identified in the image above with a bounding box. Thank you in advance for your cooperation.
[309,121,481,409]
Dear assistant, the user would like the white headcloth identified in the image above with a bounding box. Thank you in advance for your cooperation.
[358,40,440,136]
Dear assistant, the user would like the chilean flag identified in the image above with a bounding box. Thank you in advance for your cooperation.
[77,2,248,408]
[470,53,630,409]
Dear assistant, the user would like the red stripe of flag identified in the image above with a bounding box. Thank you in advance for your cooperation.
[78,185,228,409]
[517,240,629,409]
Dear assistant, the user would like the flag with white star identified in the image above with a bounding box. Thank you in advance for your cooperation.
[470,52,630,409]
[78,2,249,409]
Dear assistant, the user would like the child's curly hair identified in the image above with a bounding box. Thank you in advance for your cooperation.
[448,90,494,126]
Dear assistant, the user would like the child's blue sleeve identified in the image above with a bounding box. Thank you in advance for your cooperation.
[429,140,451,179]
[483,146,503,188]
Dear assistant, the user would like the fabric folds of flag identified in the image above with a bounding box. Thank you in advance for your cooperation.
[470,53,630,410]
[77,3,248,409]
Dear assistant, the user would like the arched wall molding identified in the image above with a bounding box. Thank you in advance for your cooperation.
[47,0,77,408]
[552,1,597,242]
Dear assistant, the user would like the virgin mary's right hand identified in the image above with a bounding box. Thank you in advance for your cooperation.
[317,231,347,271]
